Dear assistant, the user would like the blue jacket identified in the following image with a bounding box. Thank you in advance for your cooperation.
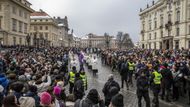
[0,74,9,89]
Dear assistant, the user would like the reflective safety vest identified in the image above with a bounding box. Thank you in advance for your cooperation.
[153,71,162,84]
[128,62,135,71]
[69,72,75,83]
[80,74,87,88]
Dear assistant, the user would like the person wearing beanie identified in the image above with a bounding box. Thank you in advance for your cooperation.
[102,74,120,106]
[25,85,40,107]
[19,97,35,107]
[109,93,124,107]
[74,89,105,107]
[73,73,84,101]
[18,75,29,93]
[53,86,66,107]
[33,72,52,94]
[40,92,53,107]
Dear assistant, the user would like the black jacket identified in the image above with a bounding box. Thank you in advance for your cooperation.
[74,98,105,107]
[74,79,84,99]
[136,76,149,92]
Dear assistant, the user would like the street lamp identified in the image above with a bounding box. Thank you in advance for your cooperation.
[26,33,30,46]
[104,33,110,49]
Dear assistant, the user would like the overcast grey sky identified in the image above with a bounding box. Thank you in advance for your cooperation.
[29,0,155,43]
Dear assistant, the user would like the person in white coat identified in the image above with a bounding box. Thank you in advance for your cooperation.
[92,56,98,75]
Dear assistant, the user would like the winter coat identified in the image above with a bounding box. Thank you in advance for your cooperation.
[74,79,84,100]
[34,75,51,94]
[0,74,9,89]
[25,92,40,106]
[74,98,105,107]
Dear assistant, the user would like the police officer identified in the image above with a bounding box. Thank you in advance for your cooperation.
[68,66,77,94]
[136,69,150,107]
[150,66,162,107]
[128,59,135,86]
[80,70,88,90]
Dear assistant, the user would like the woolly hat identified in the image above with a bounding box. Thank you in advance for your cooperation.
[40,92,52,106]
[111,94,124,107]
[19,97,35,107]
[53,86,61,95]
[57,81,64,89]
[18,75,27,82]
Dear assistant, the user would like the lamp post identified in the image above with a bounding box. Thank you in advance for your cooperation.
[104,33,110,49]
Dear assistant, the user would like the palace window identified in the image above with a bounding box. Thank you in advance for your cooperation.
[149,23,152,30]
[175,41,179,49]
[168,14,172,22]
[176,27,180,36]
[12,6,16,14]
[13,37,16,45]
[19,21,23,33]
[19,38,22,45]
[24,23,27,33]
[45,26,48,30]
[160,16,164,26]
[12,19,17,31]
[161,30,163,37]
[176,11,180,22]
[19,10,23,17]
[154,32,157,39]
[189,41,190,49]
[149,33,151,40]
[154,21,157,29]
[40,26,43,30]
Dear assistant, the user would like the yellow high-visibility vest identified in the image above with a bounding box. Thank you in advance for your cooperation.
[80,74,87,88]
[128,62,135,71]
[69,72,75,83]
[153,71,162,84]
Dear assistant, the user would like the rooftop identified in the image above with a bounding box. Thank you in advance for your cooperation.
[30,10,52,19]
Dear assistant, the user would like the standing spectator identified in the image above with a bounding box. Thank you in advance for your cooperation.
[3,95,19,107]
[102,74,120,106]
[40,92,53,107]
[25,85,40,107]
[136,70,150,107]
[68,66,77,94]
[120,58,129,90]
[19,97,36,107]
[74,73,84,101]
[109,93,124,107]
[74,89,105,107]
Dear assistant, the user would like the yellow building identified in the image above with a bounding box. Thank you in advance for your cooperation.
[0,0,34,45]
[30,10,60,47]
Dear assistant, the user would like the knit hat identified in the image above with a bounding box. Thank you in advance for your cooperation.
[111,94,124,107]
[40,92,52,106]
[19,97,35,107]
[19,75,27,82]
[87,89,99,104]
[57,81,64,89]
[0,85,4,93]
[53,86,61,95]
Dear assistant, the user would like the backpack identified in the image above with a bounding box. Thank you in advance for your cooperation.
[107,81,119,93]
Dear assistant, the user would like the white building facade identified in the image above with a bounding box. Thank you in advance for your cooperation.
[139,0,190,49]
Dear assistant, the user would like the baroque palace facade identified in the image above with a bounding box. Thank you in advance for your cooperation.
[0,0,34,45]
[139,0,190,49]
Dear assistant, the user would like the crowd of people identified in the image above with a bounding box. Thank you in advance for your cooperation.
[0,46,123,107]
[101,49,190,107]
[1,45,190,107]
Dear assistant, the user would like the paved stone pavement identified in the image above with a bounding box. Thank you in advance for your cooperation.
[83,57,188,107]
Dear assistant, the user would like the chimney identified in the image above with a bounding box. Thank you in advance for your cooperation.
[147,4,149,8]
[140,8,142,12]
[152,1,155,5]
